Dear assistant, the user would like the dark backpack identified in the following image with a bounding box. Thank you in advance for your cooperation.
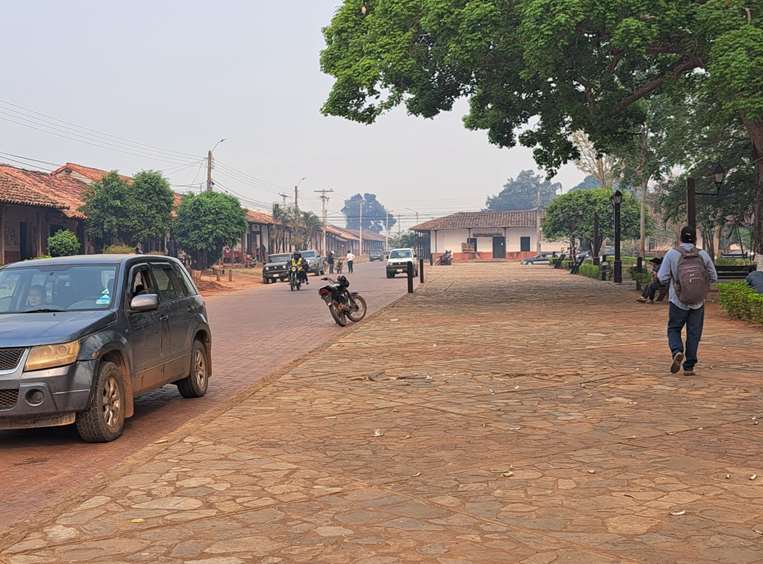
[674,247,710,305]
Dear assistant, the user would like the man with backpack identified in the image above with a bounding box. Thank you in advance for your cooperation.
[657,226,718,376]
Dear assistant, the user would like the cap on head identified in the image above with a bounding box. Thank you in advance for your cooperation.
[680,226,696,244]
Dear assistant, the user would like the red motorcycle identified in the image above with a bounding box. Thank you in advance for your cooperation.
[318,275,367,326]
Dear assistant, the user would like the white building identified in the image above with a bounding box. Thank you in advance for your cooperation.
[413,210,562,262]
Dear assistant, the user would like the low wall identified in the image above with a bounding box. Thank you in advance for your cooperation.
[435,251,536,262]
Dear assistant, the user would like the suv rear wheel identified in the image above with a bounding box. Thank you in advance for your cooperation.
[76,361,125,443]
[177,340,209,398]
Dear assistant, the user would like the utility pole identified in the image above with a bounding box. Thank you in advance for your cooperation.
[536,185,542,255]
[385,211,390,253]
[278,193,290,207]
[293,185,299,212]
[358,200,363,256]
[315,188,334,256]
[206,150,213,192]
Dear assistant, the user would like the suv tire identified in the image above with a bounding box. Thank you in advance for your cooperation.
[177,340,210,398]
[76,361,125,443]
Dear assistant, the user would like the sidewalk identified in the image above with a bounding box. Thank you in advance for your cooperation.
[3,263,762,563]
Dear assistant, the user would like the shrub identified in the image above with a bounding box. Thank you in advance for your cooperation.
[104,244,135,254]
[719,282,763,325]
[48,230,81,257]
[716,257,754,266]
[629,266,652,286]
[578,262,600,280]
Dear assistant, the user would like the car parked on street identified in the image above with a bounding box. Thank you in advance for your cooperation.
[521,253,552,265]
[369,251,384,262]
[386,248,418,278]
[262,253,291,284]
[298,249,325,276]
[0,255,211,442]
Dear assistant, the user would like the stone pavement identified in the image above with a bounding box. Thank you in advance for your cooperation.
[2,263,762,564]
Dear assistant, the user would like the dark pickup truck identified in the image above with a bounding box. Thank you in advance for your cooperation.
[262,254,291,284]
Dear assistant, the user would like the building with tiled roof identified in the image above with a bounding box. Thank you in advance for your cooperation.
[0,164,90,264]
[52,162,133,185]
[412,209,556,261]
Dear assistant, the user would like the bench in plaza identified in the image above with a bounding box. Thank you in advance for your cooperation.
[715,264,757,281]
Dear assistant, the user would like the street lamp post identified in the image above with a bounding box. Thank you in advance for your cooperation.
[612,190,623,284]
[206,138,226,192]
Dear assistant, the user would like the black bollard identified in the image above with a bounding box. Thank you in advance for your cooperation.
[429,254,434,267]
[419,258,425,284]
[407,261,414,294]
[636,256,643,273]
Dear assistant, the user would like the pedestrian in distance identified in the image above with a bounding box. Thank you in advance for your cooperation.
[335,257,344,275]
[327,251,335,274]
[346,251,355,274]
[657,226,718,376]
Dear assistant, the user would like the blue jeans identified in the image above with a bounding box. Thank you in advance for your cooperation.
[667,303,705,370]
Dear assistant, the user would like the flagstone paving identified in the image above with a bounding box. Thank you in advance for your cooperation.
[2,263,762,563]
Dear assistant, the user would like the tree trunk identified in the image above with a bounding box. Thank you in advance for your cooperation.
[742,118,763,255]
[639,180,647,258]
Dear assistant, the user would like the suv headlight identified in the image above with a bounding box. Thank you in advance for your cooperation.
[25,341,80,372]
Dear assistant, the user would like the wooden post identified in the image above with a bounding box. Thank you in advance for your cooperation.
[407,261,414,294]
[419,258,424,284]
[228,269,233,282]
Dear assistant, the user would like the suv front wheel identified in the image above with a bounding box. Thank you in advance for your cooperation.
[76,361,125,443]
[177,340,210,398]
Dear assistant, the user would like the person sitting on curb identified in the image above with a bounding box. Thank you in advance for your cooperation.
[657,226,718,376]
[637,258,667,303]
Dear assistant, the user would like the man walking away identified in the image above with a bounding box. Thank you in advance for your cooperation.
[327,251,335,274]
[346,251,355,274]
[658,226,718,376]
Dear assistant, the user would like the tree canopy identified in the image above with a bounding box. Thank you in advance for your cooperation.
[341,193,395,233]
[571,175,601,192]
[485,170,560,211]
[129,171,175,244]
[321,1,763,250]
[174,192,247,268]
[542,188,644,255]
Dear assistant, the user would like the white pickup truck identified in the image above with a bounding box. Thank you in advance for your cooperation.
[386,248,418,278]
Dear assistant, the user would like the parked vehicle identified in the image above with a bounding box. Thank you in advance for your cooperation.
[318,275,367,327]
[262,253,291,284]
[289,265,302,291]
[369,251,384,262]
[521,253,552,265]
[386,248,418,278]
[0,255,211,442]
[298,249,324,276]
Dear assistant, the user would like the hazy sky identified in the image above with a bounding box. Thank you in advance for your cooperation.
[1,1,583,229]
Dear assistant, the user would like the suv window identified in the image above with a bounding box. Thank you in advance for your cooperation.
[130,267,155,297]
[150,263,181,302]
[173,264,197,297]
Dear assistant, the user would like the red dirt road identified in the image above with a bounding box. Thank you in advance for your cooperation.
[0,261,412,533]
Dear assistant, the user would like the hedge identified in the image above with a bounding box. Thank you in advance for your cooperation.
[719,282,763,325]
[578,262,601,280]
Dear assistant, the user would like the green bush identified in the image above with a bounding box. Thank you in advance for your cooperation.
[48,230,81,257]
[719,282,763,325]
[104,244,135,254]
[578,262,600,279]
[629,266,652,286]
[716,257,754,266]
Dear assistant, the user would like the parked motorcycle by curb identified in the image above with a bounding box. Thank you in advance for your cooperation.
[318,275,367,326]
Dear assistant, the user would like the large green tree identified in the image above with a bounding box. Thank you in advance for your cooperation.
[321,1,763,251]
[174,192,247,269]
[485,170,560,210]
[129,171,175,245]
[542,188,644,257]
[80,172,133,250]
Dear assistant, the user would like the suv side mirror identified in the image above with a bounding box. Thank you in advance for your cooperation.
[131,293,159,312]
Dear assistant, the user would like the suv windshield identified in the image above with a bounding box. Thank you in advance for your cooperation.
[268,254,291,264]
[389,249,412,259]
[300,251,317,258]
[0,264,118,313]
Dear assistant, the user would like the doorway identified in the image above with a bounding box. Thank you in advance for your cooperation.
[19,222,31,260]
[492,236,506,259]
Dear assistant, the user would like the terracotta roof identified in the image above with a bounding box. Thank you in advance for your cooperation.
[343,228,386,242]
[0,166,65,209]
[412,210,539,231]
[325,225,353,240]
[52,162,132,184]
[0,164,88,218]
[246,209,278,225]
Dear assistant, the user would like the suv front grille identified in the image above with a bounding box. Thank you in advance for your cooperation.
[0,389,19,410]
[0,348,24,371]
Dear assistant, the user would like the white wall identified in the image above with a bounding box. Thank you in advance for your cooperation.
[507,227,536,252]
[433,229,468,253]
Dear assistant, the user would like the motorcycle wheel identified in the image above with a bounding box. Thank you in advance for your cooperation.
[329,304,348,327]
[346,294,367,322]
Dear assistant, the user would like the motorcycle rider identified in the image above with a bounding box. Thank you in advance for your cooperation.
[290,252,307,286]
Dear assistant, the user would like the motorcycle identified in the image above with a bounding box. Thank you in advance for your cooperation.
[437,250,453,266]
[289,266,302,291]
[318,275,367,327]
